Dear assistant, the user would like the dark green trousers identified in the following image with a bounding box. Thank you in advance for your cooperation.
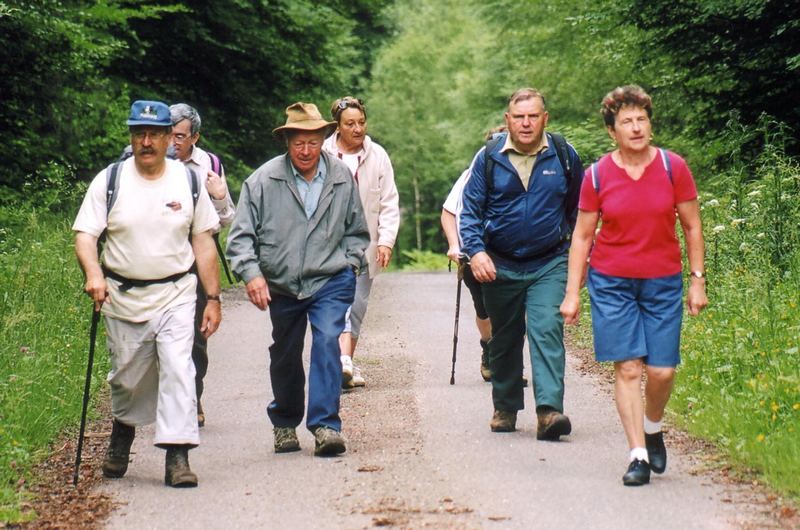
[483,255,568,413]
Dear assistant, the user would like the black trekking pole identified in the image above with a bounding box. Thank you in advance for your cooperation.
[213,232,234,285]
[73,306,100,486]
[450,262,463,385]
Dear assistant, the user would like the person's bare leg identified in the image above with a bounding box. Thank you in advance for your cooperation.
[644,366,675,422]
[614,359,645,450]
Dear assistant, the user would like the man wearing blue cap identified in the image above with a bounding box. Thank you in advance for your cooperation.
[73,100,222,487]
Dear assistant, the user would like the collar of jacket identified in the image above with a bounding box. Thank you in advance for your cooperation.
[488,132,558,172]
[271,151,351,185]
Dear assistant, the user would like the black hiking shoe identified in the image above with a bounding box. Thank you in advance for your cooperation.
[165,445,198,488]
[102,419,135,478]
[622,458,651,486]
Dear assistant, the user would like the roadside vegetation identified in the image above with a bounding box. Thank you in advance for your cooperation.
[1,0,798,523]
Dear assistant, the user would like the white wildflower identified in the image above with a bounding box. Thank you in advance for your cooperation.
[713,225,726,234]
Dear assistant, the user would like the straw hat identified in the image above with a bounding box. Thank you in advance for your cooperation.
[272,102,337,137]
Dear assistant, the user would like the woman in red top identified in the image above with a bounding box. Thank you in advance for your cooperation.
[560,85,708,486]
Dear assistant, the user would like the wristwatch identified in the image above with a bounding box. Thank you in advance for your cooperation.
[689,271,705,279]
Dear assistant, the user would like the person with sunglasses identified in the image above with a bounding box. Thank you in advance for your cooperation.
[323,97,400,389]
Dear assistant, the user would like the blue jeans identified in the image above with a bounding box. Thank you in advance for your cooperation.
[266,268,356,432]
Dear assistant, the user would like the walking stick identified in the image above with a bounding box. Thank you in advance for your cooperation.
[213,232,234,285]
[450,262,463,385]
[73,306,100,486]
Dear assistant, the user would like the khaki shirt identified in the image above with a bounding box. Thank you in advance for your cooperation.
[501,133,550,190]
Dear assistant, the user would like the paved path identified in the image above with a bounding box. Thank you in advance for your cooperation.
[100,272,763,529]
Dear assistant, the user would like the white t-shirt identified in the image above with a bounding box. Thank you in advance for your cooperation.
[73,158,220,322]
[442,168,471,249]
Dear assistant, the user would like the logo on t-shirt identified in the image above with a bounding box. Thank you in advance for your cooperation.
[165,201,183,211]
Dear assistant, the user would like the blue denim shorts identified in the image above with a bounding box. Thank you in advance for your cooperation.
[587,268,683,367]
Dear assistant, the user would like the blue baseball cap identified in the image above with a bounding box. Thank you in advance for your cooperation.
[126,100,171,127]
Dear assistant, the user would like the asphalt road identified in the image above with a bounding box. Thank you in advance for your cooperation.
[99,272,769,529]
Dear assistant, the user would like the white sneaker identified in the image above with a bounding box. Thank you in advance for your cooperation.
[341,355,353,385]
[352,366,366,387]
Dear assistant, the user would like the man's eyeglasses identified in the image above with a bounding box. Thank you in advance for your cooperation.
[172,132,196,142]
[131,130,169,141]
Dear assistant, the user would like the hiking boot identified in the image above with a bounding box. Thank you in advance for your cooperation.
[352,366,366,387]
[479,340,491,382]
[164,445,198,488]
[536,408,572,441]
[490,410,517,432]
[197,399,205,428]
[313,427,346,457]
[341,355,354,386]
[102,419,135,478]
[645,432,667,474]
[273,427,301,453]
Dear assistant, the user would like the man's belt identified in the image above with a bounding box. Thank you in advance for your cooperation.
[102,266,192,293]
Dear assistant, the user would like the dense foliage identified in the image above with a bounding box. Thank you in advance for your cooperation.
[0,0,391,198]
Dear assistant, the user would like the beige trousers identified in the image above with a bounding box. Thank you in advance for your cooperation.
[104,301,199,446]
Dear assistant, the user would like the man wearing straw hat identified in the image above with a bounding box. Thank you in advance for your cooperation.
[227,102,369,457]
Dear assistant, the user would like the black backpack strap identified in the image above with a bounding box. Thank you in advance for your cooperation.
[483,134,504,193]
[548,132,572,177]
[105,161,124,214]
[185,166,200,208]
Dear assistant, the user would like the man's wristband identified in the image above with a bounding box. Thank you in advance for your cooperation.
[206,294,221,302]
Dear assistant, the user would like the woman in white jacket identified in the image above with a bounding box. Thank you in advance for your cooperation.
[323,96,400,388]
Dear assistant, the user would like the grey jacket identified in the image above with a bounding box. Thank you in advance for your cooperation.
[226,152,369,299]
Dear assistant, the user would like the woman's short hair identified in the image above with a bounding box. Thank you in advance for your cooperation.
[169,103,202,135]
[330,96,366,124]
[601,85,652,128]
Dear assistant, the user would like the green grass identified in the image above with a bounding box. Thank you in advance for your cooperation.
[0,207,110,522]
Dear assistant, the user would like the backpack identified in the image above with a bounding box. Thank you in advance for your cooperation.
[484,131,573,192]
[104,160,200,216]
[590,148,673,193]
[207,151,223,176]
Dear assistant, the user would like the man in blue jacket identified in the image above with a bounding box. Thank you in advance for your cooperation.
[460,88,582,439]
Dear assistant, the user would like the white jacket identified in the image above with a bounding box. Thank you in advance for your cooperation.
[323,133,400,278]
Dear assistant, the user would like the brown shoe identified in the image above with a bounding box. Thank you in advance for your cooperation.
[313,427,346,456]
[536,409,572,441]
[197,400,205,428]
[102,419,135,478]
[479,340,492,382]
[164,445,198,488]
[274,427,301,453]
[490,410,517,432]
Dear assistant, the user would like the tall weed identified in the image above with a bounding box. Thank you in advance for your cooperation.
[0,200,108,520]
[674,135,800,497]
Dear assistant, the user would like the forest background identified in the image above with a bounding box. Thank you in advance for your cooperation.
[1,0,799,523]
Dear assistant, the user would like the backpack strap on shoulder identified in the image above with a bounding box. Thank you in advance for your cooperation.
[185,166,200,208]
[106,161,124,213]
[590,161,600,193]
[483,134,504,193]
[548,132,571,176]
[659,148,673,184]
[207,151,222,175]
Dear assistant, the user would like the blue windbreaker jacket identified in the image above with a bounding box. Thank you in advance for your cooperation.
[459,132,583,272]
